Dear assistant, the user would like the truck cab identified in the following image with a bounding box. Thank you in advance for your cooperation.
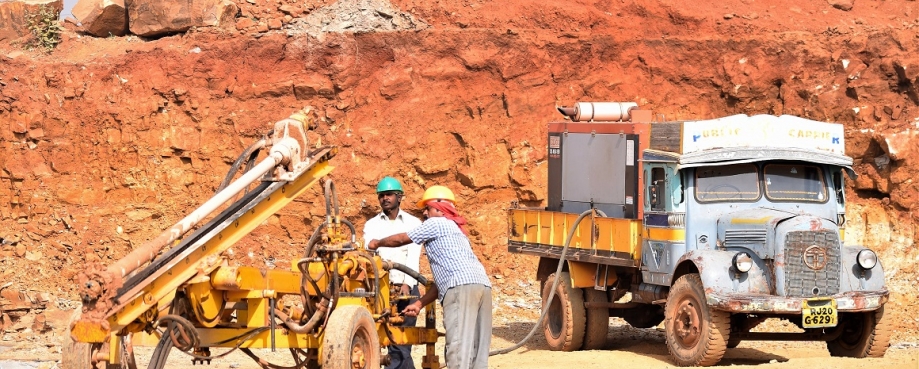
[508,103,891,366]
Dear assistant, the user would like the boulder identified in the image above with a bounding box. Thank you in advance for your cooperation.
[127,0,237,37]
[0,0,63,43]
[71,0,128,37]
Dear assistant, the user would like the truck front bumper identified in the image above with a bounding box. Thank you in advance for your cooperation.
[706,289,888,313]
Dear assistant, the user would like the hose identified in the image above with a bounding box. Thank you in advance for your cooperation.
[355,252,383,313]
[383,261,430,286]
[217,136,268,193]
[489,208,596,356]
[302,221,327,258]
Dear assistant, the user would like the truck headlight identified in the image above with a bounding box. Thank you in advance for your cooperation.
[732,252,753,273]
[857,249,877,270]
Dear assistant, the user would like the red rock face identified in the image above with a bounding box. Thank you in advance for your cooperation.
[0,0,917,342]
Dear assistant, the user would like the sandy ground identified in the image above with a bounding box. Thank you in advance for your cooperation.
[1,313,916,369]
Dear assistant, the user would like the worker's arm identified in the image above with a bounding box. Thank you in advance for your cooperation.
[368,232,412,250]
[402,284,438,317]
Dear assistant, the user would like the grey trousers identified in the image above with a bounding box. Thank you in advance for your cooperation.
[442,284,492,369]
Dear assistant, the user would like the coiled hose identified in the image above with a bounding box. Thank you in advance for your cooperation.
[489,208,596,356]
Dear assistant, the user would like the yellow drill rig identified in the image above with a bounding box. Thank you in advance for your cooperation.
[63,109,442,369]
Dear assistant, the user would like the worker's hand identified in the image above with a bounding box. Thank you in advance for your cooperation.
[368,239,379,250]
[402,300,423,317]
[399,283,411,297]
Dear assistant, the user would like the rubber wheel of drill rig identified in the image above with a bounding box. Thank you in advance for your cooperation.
[664,274,729,367]
[827,305,892,358]
[321,305,380,369]
[542,272,586,351]
[61,308,95,369]
[581,288,609,350]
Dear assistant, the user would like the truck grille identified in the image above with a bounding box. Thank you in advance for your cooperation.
[784,231,840,297]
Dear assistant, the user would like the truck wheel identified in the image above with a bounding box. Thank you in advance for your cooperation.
[827,306,892,358]
[542,272,586,351]
[664,274,729,367]
[623,305,665,329]
[322,305,380,369]
[582,288,609,350]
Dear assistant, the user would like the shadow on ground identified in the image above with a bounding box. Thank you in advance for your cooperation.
[492,320,789,366]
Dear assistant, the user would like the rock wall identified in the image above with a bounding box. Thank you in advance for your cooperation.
[0,0,917,341]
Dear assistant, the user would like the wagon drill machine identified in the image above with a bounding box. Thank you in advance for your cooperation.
[64,108,442,369]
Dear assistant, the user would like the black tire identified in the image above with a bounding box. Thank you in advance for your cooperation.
[664,274,730,367]
[582,288,609,350]
[542,272,586,351]
[321,305,380,369]
[61,334,94,369]
[827,306,892,358]
[61,309,95,369]
[622,305,665,329]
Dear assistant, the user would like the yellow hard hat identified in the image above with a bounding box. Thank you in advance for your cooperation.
[417,185,456,208]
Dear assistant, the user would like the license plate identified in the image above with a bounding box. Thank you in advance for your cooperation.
[802,298,837,328]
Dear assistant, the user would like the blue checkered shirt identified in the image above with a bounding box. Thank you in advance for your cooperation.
[407,217,491,301]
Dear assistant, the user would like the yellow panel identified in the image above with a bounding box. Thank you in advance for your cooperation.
[508,209,642,259]
[247,298,268,327]
[567,260,618,288]
[377,326,441,346]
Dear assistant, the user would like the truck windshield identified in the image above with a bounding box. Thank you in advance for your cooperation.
[695,164,760,202]
[764,164,827,202]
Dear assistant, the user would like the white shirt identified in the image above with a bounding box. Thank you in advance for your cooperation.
[363,209,423,286]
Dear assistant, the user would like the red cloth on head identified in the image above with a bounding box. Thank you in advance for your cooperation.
[426,200,469,235]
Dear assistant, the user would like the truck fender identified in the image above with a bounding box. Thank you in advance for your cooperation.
[672,249,772,295]
[840,245,887,291]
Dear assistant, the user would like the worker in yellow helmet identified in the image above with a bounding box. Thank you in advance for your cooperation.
[369,185,492,369]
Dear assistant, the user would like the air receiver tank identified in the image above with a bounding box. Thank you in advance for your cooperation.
[557,102,639,122]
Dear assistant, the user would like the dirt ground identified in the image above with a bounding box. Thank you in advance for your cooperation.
[1,311,917,369]
[1,0,919,368]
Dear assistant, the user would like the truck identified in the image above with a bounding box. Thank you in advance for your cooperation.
[507,102,891,366]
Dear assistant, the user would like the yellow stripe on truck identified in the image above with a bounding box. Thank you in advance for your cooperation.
[642,227,685,242]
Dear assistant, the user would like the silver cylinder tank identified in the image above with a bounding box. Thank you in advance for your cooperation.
[571,102,639,122]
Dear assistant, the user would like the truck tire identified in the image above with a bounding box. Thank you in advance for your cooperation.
[664,274,729,367]
[321,305,380,369]
[582,288,609,350]
[827,305,892,358]
[623,305,665,329]
[542,272,586,351]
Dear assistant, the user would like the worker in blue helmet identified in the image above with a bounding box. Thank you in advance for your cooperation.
[363,176,423,369]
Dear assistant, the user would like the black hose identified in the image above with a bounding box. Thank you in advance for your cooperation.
[302,221,327,258]
[489,209,596,356]
[385,262,429,286]
[217,137,267,193]
[323,180,339,219]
